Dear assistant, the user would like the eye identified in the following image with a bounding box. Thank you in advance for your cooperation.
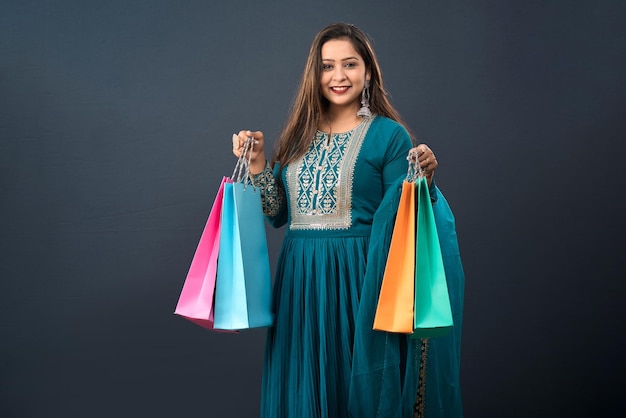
[344,61,358,68]
[322,64,333,71]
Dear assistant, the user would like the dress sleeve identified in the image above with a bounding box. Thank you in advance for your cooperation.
[251,162,288,227]
[381,125,413,193]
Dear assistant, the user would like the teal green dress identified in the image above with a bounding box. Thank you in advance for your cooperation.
[253,115,464,418]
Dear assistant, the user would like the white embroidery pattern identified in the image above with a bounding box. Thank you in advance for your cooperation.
[287,117,373,230]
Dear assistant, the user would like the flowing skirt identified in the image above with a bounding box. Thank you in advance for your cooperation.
[260,235,369,418]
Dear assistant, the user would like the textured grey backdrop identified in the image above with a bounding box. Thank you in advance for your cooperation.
[2,1,625,417]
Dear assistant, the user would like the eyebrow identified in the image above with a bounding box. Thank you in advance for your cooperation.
[321,56,360,62]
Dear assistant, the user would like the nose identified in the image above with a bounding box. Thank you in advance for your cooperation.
[331,66,347,82]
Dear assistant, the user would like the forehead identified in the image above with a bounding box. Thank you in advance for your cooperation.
[321,38,362,60]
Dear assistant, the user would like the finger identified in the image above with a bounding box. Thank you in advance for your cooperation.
[235,131,256,157]
[425,163,436,174]
[246,130,264,145]
[417,146,435,166]
[237,131,263,148]
[414,147,428,168]
[235,130,249,148]
[420,153,435,165]
[416,144,430,160]
[423,156,438,174]
[413,144,437,172]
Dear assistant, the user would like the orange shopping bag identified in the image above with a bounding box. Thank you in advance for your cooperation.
[373,180,416,333]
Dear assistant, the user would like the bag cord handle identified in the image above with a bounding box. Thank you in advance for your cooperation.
[406,149,424,182]
[231,136,256,188]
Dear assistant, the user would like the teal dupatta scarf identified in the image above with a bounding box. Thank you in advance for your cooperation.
[349,179,465,418]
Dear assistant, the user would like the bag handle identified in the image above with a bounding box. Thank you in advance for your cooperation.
[406,149,425,183]
[231,136,256,188]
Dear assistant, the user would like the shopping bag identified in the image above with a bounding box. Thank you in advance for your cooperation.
[213,137,273,330]
[174,177,227,329]
[373,180,416,333]
[232,181,273,328]
[412,176,453,338]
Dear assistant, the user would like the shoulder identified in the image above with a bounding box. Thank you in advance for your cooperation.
[360,116,412,165]
[367,115,411,142]
[370,115,406,131]
[365,115,412,146]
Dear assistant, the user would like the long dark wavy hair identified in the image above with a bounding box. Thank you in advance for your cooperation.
[271,22,415,167]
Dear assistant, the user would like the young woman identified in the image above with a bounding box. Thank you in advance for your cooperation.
[233,23,463,418]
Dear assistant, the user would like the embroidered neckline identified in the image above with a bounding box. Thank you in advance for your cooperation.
[287,116,374,230]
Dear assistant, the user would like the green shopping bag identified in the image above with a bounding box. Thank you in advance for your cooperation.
[412,176,453,338]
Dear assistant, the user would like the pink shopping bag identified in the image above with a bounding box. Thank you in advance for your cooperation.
[174,177,228,329]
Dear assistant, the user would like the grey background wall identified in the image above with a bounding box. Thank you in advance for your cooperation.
[2,1,625,417]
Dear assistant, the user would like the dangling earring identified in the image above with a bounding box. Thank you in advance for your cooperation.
[357,79,372,118]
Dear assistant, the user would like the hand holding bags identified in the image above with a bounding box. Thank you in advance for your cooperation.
[373,152,453,337]
[175,136,273,330]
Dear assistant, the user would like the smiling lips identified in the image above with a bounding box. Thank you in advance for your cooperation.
[331,86,351,94]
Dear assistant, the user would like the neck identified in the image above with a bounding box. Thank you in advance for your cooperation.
[320,104,362,133]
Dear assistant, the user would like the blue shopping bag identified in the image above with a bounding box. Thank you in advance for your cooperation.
[213,137,273,330]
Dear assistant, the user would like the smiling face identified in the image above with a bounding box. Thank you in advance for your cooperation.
[319,38,370,114]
